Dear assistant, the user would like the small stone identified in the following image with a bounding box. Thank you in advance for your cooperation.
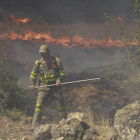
[22,137,28,140]
[51,137,64,140]
[83,133,94,140]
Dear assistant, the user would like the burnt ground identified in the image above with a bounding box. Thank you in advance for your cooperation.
[20,66,135,127]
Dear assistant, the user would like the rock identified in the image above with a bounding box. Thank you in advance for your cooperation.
[59,119,67,126]
[85,126,97,135]
[33,124,51,140]
[66,112,87,124]
[22,137,28,140]
[60,122,84,139]
[51,125,61,138]
[109,128,123,140]
[83,133,94,140]
[114,100,140,140]
[32,112,119,140]
[51,113,86,139]
[84,126,105,140]
[51,137,64,140]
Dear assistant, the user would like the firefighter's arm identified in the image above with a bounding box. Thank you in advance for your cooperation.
[56,58,65,82]
[29,60,39,88]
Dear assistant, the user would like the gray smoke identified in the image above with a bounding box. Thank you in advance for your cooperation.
[0,0,135,88]
[12,41,127,88]
[0,0,135,24]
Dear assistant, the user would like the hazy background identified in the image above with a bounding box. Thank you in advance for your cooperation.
[0,0,134,24]
[0,0,136,88]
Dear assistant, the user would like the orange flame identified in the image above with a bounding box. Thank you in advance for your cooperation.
[116,16,125,23]
[24,65,29,69]
[104,16,125,25]
[10,15,30,23]
[0,30,138,48]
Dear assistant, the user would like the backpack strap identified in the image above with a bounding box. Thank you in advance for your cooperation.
[56,57,61,66]
[52,56,61,67]
[35,59,41,72]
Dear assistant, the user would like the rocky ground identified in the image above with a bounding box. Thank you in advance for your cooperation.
[0,17,138,139]
[0,66,136,140]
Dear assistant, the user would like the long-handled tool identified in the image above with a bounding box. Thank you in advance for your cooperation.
[35,78,100,88]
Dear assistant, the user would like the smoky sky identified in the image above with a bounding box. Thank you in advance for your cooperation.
[0,0,135,24]
[13,41,128,88]
[0,0,136,88]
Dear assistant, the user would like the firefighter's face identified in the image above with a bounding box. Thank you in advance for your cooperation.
[41,52,50,59]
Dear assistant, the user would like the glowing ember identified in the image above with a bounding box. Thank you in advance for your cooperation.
[10,15,30,23]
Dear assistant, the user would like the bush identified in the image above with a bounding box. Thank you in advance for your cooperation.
[6,107,23,120]
[103,0,140,98]
[0,66,25,109]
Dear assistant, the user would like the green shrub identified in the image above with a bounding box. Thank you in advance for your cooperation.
[103,0,140,97]
[6,107,23,120]
[0,66,25,108]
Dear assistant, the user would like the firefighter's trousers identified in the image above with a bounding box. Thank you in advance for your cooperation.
[32,85,67,127]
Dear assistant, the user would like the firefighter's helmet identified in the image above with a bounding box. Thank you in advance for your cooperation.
[39,45,50,53]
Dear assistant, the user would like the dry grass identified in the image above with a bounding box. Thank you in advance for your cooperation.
[0,106,114,140]
[82,104,115,140]
[2,19,138,40]
[0,80,130,139]
[0,114,35,140]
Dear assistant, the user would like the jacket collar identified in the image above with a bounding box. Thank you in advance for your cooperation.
[38,55,53,64]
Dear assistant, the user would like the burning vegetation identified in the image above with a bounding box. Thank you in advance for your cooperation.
[0,15,137,49]
[10,15,30,23]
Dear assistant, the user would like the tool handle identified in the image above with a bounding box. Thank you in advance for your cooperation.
[35,78,100,88]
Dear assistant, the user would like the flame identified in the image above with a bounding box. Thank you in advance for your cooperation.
[104,21,110,25]
[0,30,137,48]
[104,16,125,25]
[24,65,29,69]
[116,16,125,23]
[0,15,137,49]
[10,15,30,23]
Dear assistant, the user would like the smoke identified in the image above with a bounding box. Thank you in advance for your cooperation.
[0,0,135,24]
[12,40,127,88]
[0,0,136,88]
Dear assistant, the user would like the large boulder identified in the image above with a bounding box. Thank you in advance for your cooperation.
[114,100,140,140]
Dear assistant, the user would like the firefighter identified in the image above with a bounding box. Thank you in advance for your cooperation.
[29,45,67,131]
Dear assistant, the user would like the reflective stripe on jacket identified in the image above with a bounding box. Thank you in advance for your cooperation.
[29,55,65,86]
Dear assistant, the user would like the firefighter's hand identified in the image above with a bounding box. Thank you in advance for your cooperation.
[56,80,60,86]
[29,85,35,90]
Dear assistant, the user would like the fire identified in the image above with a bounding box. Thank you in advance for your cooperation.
[0,30,137,48]
[104,16,125,25]
[10,15,30,23]
[116,16,125,23]
[0,15,137,49]
[104,21,110,25]
[24,65,29,69]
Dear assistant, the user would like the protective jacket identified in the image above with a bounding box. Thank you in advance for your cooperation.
[29,55,65,86]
